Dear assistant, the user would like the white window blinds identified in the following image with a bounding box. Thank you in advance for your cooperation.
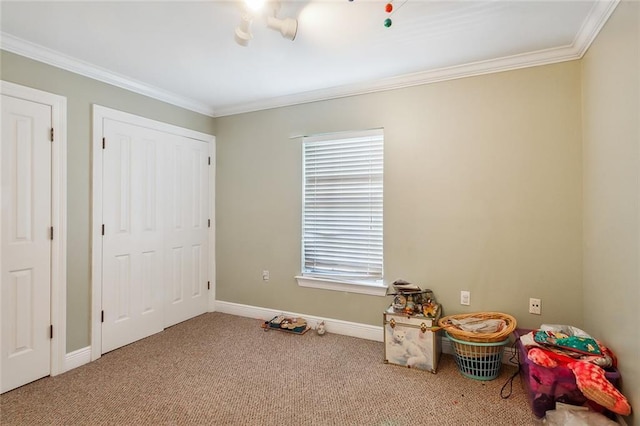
[302,129,383,281]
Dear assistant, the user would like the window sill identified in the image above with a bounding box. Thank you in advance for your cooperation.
[295,275,388,296]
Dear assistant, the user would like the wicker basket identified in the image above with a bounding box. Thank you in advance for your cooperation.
[438,312,517,343]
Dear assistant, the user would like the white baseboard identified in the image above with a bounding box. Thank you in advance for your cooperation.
[213,301,521,365]
[442,335,454,356]
[59,310,518,377]
[64,346,91,372]
[213,300,384,342]
[503,345,519,366]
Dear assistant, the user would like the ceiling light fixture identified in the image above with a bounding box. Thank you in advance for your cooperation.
[266,15,298,41]
[234,0,298,47]
[244,0,266,11]
[234,13,253,47]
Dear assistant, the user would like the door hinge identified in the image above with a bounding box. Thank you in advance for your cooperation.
[102,137,106,149]
[208,219,211,228]
[101,310,104,323]
[50,226,54,240]
[207,281,210,290]
[50,128,54,142]
[101,224,105,235]
[208,156,211,165]
[50,325,53,339]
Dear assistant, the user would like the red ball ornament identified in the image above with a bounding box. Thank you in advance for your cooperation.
[385,2,393,13]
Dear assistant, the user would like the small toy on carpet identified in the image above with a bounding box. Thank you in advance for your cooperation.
[262,315,310,335]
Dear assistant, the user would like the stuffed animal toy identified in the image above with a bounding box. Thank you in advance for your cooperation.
[422,301,439,318]
[568,360,631,416]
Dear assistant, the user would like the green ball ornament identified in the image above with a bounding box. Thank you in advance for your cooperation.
[384,18,392,28]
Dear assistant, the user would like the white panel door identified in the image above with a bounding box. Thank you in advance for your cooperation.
[101,119,165,353]
[1,95,52,392]
[164,135,209,327]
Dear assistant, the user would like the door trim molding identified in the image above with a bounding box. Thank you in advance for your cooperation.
[0,80,67,377]
[91,105,215,361]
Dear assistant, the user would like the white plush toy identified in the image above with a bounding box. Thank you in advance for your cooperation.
[316,321,326,335]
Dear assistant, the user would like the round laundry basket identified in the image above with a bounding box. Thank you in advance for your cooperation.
[446,332,509,381]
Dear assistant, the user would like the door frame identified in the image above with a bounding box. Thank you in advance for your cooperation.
[0,80,67,377]
[91,105,215,361]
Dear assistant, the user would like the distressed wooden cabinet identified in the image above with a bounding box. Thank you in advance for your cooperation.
[383,306,441,373]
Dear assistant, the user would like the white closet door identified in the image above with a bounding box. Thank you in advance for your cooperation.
[164,135,209,327]
[101,119,165,353]
[100,116,209,353]
[1,95,52,392]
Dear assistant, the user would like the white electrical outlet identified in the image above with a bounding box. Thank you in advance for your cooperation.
[529,298,541,315]
[262,270,270,281]
[460,291,470,306]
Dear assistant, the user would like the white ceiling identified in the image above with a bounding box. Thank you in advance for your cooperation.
[0,0,618,117]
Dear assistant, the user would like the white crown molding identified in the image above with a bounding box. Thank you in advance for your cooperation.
[1,0,618,118]
[214,44,583,117]
[0,32,216,117]
[573,0,620,57]
[211,0,621,117]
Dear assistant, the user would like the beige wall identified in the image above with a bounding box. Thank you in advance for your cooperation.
[216,61,584,330]
[582,1,640,424]
[0,50,216,352]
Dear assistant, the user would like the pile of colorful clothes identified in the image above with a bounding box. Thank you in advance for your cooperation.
[519,325,631,417]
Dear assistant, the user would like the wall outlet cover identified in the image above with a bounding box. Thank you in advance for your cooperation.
[460,291,470,306]
[529,298,541,315]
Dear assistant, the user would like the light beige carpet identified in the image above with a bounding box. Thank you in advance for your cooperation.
[1,312,537,425]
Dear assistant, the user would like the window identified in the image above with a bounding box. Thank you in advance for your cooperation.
[296,129,385,295]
